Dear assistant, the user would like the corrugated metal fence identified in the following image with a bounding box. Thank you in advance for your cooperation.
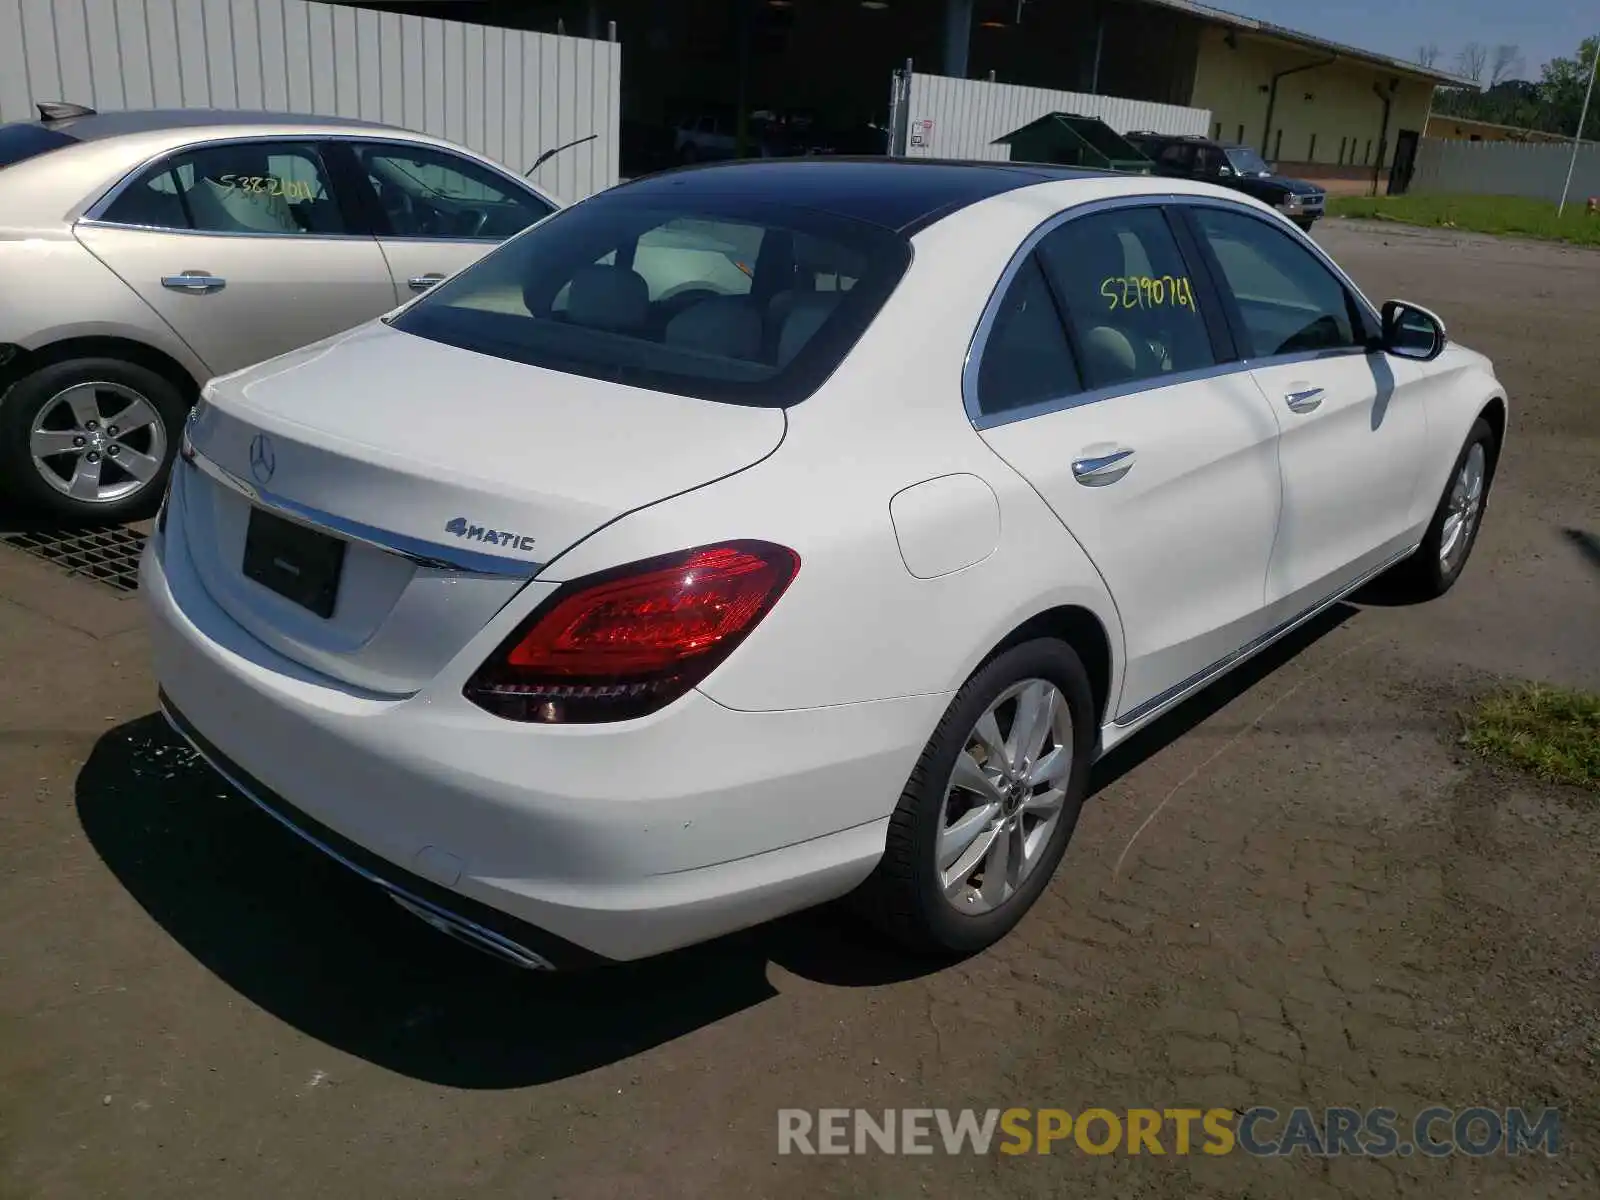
[0,0,621,200]
[1411,136,1600,205]
[892,72,1210,161]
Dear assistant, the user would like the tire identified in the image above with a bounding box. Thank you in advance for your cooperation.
[856,638,1097,957]
[1295,217,1318,232]
[1382,416,1497,601]
[0,357,187,523]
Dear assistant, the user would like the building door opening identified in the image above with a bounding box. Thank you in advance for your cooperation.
[1388,128,1420,195]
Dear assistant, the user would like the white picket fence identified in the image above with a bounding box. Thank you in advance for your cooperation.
[0,0,621,200]
[892,71,1210,161]
[1411,136,1600,205]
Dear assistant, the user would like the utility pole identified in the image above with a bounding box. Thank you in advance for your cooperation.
[1557,36,1599,218]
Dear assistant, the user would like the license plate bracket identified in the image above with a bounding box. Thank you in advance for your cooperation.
[242,507,345,618]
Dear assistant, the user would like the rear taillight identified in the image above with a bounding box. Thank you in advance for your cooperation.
[464,540,800,723]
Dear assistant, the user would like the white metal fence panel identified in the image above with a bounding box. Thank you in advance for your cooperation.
[0,0,621,199]
[898,72,1210,161]
[1411,137,1600,205]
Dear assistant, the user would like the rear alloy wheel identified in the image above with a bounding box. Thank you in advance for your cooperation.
[858,639,1096,956]
[0,358,186,522]
[938,679,1073,916]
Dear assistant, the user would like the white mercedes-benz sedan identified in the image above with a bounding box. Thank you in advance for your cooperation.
[142,158,1507,969]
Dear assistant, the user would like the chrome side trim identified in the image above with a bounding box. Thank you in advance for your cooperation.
[77,218,388,243]
[1111,543,1417,728]
[183,444,543,579]
[961,192,1385,431]
[158,704,554,971]
[78,218,521,247]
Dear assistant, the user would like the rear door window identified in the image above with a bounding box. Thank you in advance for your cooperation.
[975,255,1081,416]
[1036,206,1215,390]
[100,141,346,235]
[1158,143,1195,172]
[391,194,911,407]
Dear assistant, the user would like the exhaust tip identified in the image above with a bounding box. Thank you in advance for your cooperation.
[388,893,555,971]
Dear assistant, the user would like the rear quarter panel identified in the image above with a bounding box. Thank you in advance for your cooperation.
[0,229,207,383]
[534,188,1127,713]
[0,140,210,382]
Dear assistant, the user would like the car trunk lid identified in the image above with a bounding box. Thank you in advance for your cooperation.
[177,320,785,694]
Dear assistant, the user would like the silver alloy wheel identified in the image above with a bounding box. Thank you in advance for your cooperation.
[1439,441,1486,571]
[28,381,168,505]
[938,678,1072,916]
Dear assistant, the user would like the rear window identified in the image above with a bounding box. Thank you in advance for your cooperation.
[389,193,911,407]
[0,123,79,169]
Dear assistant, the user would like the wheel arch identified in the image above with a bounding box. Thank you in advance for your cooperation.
[0,335,204,409]
[1477,393,1507,463]
[982,604,1116,730]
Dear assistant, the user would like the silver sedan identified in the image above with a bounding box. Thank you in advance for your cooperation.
[0,104,559,520]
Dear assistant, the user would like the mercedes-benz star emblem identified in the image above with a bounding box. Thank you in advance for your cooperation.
[248,433,276,486]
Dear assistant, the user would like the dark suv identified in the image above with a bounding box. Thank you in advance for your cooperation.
[1125,133,1326,232]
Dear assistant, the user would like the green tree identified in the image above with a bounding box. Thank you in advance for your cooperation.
[1539,35,1600,140]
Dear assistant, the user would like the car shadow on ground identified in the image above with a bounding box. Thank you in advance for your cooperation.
[76,604,1355,1090]
[1562,527,1600,576]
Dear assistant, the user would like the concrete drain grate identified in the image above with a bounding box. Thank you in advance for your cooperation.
[1,526,147,594]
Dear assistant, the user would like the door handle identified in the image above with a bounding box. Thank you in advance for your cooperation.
[1071,447,1136,486]
[408,273,446,291]
[161,272,226,293]
[1284,385,1324,413]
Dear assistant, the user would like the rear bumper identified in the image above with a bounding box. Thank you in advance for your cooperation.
[140,524,947,963]
[158,696,596,970]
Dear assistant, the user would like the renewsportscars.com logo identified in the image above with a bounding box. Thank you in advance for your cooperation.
[777,1106,1562,1158]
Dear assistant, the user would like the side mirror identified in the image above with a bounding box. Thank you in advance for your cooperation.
[1216,165,1235,177]
[1381,299,1446,362]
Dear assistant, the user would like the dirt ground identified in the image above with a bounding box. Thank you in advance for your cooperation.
[1,219,1597,1199]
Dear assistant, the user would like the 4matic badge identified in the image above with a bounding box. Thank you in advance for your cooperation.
[445,517,536,553]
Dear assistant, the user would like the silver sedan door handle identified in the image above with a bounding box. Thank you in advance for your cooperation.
[1071,447,1136,486]
[1284,385,1325,413]
[408,273,447,291]
[161,272,226,293]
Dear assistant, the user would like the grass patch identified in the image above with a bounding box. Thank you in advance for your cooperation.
[1464,685,1600,791]
[1328,193,1600,247]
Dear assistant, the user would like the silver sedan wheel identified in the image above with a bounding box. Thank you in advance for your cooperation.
[29,381,168,505]
[938,678,1072,916]
[1439,441,1486,571]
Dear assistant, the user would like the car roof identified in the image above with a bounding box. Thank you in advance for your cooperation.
[607,156,1116,234]
[18,107,403,140]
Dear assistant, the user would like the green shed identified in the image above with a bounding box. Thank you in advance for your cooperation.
[993,113,1154,174]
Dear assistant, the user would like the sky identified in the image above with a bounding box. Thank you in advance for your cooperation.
[1216,0,1595,81]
